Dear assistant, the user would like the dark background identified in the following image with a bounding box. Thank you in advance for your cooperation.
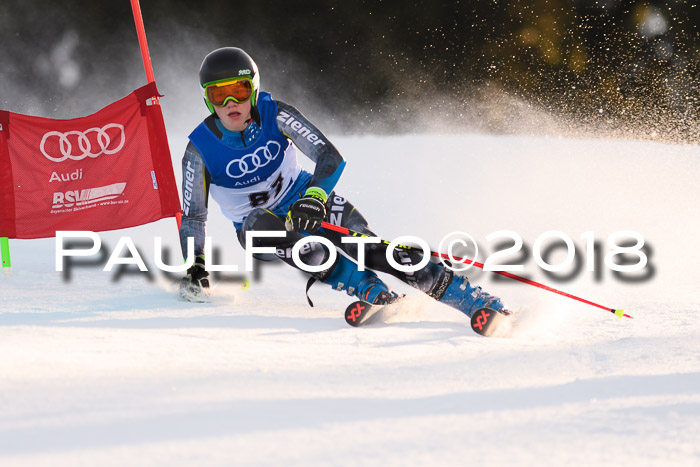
[1,0,698,142]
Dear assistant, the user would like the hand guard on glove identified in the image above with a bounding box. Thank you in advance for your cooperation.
[187,255,210,289]
[286,187,327,233]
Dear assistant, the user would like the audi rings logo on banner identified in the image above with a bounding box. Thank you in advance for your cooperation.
[226,141,282,179]
[40,123,126,163]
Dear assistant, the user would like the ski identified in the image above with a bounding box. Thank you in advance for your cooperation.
[345,300,516,336]
[470,308,514,337]
[179,277,211,303]
[344,300,382,327]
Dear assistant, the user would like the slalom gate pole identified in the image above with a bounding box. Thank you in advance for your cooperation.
[1,237,10,274]
[130,0,182,231]
[319,221,630,319]
[130,0,157,91]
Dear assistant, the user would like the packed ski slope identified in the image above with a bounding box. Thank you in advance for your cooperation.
[1,134,699,466]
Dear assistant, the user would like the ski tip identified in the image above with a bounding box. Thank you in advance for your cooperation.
[470,307,513,337]
[344,300,372,327]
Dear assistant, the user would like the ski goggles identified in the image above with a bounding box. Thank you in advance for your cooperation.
[203,77,254,107]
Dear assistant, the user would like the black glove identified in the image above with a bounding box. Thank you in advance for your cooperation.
[186,255,210,289]
[286,187,327,232]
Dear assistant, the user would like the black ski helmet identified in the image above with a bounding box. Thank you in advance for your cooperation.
[199,47,260,113]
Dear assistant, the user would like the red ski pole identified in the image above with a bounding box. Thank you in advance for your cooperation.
[319,221,631,319]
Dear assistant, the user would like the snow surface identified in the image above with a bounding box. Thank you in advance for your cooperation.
[1,133,699,466]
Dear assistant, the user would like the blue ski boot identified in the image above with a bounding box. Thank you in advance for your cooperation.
[323,255,399,305]
[438,274,509,318]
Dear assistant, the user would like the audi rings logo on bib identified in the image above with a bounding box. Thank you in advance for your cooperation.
[40,123,126,163]
[226,141,281,179]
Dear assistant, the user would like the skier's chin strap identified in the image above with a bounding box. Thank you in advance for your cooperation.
[251,105,261,126]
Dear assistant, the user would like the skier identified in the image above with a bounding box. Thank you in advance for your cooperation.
[179,46,509,319]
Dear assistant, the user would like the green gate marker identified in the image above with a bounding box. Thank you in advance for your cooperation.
[1,237,10,269]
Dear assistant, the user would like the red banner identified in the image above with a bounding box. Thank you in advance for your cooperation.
[0,83,181,239]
